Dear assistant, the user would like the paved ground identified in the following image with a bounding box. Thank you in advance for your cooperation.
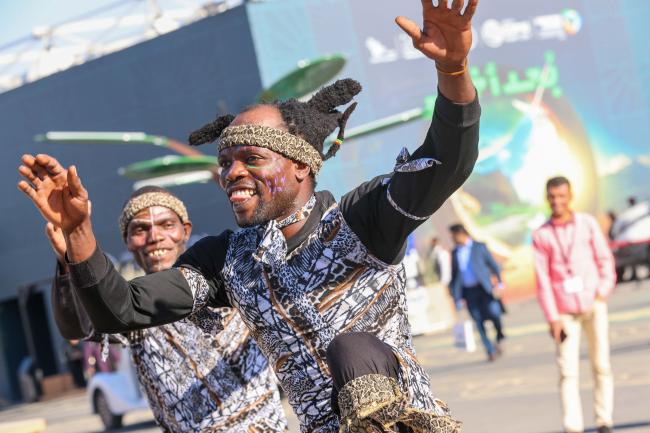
[1,280,648,433]
[416,280,650,433]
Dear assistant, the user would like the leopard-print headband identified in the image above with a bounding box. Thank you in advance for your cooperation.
[119,192,188,239]
[219,125,323,175]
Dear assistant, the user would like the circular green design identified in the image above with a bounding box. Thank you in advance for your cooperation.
[119,155,218,180]
[259,54,347,102]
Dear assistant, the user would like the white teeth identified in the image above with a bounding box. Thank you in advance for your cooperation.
[148,249,167,258]
[231,189,255,198]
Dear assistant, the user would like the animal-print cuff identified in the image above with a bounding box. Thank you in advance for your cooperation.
[337,374,462,433]
[180,267,211,312]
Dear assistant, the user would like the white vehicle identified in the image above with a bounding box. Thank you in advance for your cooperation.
[86,346,149,430]
[610,200,650,281]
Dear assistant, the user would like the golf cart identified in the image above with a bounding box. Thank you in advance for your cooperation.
[86,346,149,430]
[609,200,650,282]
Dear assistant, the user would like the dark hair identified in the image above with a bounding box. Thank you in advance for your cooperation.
[188,79,362,162]
[546,176,571,191]
[448,224,469,235]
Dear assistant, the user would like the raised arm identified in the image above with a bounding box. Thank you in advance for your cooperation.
[18,154,228,333]
[341,0,480,264]
[52,262,96,340]
[396,0,478,104]
[46,222,95,340]
[18,154,96,262]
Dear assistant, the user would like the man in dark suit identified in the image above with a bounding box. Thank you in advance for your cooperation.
[449,224,505,361]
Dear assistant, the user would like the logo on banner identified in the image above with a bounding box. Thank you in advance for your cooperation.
[364,9,582,64]
[481,9,582,48]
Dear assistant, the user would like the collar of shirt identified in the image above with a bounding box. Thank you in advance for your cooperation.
[285,190,334,252]
[549,212,576,227]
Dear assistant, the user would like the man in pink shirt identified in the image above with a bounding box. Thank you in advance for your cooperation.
[532,176,616,433]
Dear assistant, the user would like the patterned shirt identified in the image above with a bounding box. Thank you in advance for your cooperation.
[68,91,480,433]
[127,310,287,432]
[52,269,288,433]
[183,197,446,432]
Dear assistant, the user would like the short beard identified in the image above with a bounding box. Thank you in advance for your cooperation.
[237,187,297,228]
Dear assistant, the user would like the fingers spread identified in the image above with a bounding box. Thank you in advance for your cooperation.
[21,154,36,168]
[395,16,422,41]
[22,154,49,180]
[18,165,41,186]
[17,180,37,200]
[451,0,463,12]
[421,0,435,11]
[463,0,478,19]
[36,154,65,177]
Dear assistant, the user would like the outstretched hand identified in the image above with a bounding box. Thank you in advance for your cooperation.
[18,154,90,233]
[396,0,478,70]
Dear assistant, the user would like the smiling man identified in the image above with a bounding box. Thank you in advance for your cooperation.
[532,177,615,433]
[47,186,288,433]
[19,1,481,431]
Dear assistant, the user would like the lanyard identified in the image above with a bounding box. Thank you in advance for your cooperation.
[551,220,578,276]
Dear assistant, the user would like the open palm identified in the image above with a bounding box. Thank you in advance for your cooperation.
[18,154,90,232]
[396,0,477,68]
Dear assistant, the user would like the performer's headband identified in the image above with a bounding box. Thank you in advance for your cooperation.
[219,125,323,175]
[119,192,189,239]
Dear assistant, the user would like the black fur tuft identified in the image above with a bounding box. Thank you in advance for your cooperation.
[188,114,235,146]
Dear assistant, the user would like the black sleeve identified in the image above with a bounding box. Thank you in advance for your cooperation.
[68,232,230,334]
[51,261,95,340]
[341,90,480,264]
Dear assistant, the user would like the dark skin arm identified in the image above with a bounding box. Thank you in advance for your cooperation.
[18,154,95,263]
[342,0,480,264]
[396,0,478,104]
[18,156,202,332]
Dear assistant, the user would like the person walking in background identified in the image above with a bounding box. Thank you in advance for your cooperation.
[449,224,505,361]
[532,176,616,433]
[430,237,452,286]
[63,339,86,388]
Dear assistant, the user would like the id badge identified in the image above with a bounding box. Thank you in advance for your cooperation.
[563,276,584,294]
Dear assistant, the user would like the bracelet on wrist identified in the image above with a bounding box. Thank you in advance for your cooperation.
[436,58,467,76]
